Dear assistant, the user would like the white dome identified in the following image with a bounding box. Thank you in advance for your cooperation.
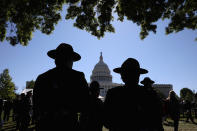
[91,52,112,83]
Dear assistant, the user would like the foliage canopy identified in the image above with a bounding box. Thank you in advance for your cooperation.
[0,0,197,46]
[26,80,35,89]
[180,87,194,102]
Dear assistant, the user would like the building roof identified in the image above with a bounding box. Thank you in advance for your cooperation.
[21,88,33,95]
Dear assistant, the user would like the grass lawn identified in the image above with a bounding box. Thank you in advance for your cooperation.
[1,116,197,131]
[103,118,197,131]
[162,118,197,131]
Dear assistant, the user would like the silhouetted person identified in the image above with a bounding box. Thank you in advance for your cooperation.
[166,90,180,131]
[18,93,31,131]
[194,93,197,118]
[87,81,104,131]
[0,98,3,121]
[140,77,155,89]
[185,100,194,123]
[33,43,89,131]
[0,98,3,129]
[3,99,12,122]
[12,95,21,130]
[13,95,20,121]
[161,99,168,122]
[104,58,151,131]
[27,91,35,125]
[140,77,164,131]
[179,99,185,118]
[25,91,33,126]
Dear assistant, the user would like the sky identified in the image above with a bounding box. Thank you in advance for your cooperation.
[0,11,197,95]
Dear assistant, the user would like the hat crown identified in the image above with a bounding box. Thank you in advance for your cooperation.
[143,77,152,82]
[113,58,148,74]
[121,58,140,70]
[141,77,154,84]
[47,43,81,61]
[56,43,74,53]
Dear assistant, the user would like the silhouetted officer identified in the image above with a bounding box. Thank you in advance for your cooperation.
[166,90,180,131]
[33,43,89,131]
[104,58,150,131]
[140,77,164,131]
[87,81,104,131]
[140,77,154,89]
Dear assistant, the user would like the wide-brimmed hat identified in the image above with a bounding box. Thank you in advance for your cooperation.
[113,58,148,74]
[47,43,81,61]
[141,77,155,85]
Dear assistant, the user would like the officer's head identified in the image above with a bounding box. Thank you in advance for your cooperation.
[90,81,103,98]
[47,43,81,69]
[140,77,155,87]
[113,58,148,86]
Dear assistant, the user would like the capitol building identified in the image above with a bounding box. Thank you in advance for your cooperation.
[90,53,123,98]
[90,53,172,99]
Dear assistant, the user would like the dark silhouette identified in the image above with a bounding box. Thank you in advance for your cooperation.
[0,98,3,129]
[166,90,180,131]
[26,91,35,125]
[140,77,155,87]
[104,58,163,131]
[18,93,31,131]
[87,81,104,131]
[185,100,194,123]
[3,99,12,122]
[179,99,186,118]
[0,98,3,121]
[194,93,197,118]
[12,95,21,130]
[33,43,90,131]
[140,77,164,131]
[25,91,33,127]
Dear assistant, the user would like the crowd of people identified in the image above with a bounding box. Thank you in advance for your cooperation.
[32,43,180,131]
[0,43,196,131]
[0,91,33,131]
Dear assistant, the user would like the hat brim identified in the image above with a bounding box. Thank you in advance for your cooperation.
[113,67,148,74]
[140,80,155,84]
[47,50,81,61]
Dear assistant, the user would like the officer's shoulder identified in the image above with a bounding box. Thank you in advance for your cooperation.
[136,85,144,90]
[108,86,124,93]
[36,68,56,79]
[139,85,156,93]
[138,85,145,89]
[71,69,85,76]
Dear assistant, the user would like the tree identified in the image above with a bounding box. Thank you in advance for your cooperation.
[26,80,35,89]
[180,87,194,102]
[0,0,196,46]
[0,69,16,100]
